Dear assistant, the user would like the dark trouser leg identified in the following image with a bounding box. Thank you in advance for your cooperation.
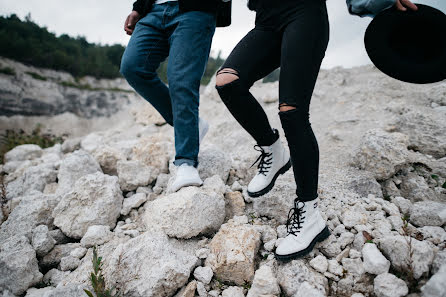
[215,28,282,146]
[278,0,330,202]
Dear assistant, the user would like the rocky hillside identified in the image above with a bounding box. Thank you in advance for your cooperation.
[0,62,445,297]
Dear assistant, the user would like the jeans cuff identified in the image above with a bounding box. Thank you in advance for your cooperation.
[174,158,197,168]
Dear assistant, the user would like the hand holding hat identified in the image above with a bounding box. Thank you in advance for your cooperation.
[364,1,446,84]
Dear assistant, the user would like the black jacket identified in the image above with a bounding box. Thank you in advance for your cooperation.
[132,0,231,27]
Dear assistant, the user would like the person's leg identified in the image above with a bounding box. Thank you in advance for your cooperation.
[278,0,330,202]
[165,4,216,167]
[215,27,281,146]
[215,27,291,197]
[274,0,330,261]
[120,5,173,125]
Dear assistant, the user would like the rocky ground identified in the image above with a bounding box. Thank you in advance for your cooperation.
[0,60,445,297]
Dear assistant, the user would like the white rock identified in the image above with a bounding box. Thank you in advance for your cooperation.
[205,221,261,285]
[4,144,42,163]
[6,163,57,199]
[43,269,71,287]
[56,150,101,195]
[25,287,55,297]
[193,266,213,285]
[353,129,409,180]
[144,186,225,239]
[341,209,368,229]
[52,172,123,239]
[197,147,232,182]
[196,281,207,297]
[40,284,88,297]
[378,235,434,279]
[410,201,446,227]
[310,255,329,274]
[338,232,355,249]
[373,273,408,297]
[294,281,326,297]
[105,231,198,297]
[93,145,125,175]
[80,225,113,248]
[247,265,280,297]
[70,247,88,259]
[421,264,446,297]
[0,235,43,295]
[195,248,210,259]
[391,196,412,216]
[121,193,147,216]
[277,259,328,296]
[59,256,81,271]
[0,192,58,242]
[328,259,343,276]
[117,160,156,192]
[32,225,56,257]
[132,134,173,175]
[431,250,446,274]
[222,286,244,297]
[362,243,390,275]
[341,258,365,276]
[418,226,446,245]
[349,249,362,259]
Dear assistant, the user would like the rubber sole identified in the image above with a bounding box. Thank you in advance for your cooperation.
[274,226,331,262]
[247,159,292,198]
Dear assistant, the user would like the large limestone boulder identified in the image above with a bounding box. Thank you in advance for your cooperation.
[52,172,123,239]
[6,163,57,199]
[378,235,434,279]
[0,235,43,295]
[104,232,199,297]
[117,160,156,192]
[132,134,173,175]
[144,177,226,239]
[0,192,58,242]
[205,220,261,285]
[56,150,102,195]
[353,129,409,180]
[3,144,42,163]
[409,201,446,227]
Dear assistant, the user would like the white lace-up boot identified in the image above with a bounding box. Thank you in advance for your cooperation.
[170,163,203,192]
[199,117,209,145]
[275,197,330,261]
[247,129,291,197]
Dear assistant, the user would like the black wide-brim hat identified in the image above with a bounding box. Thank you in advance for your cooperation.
[364,4,446,84]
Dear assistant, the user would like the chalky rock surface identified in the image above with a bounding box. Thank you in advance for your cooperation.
[378,235,434,279]
[0,235,43,295]
[56,149,102,195]
[205,220,261,285]
[1,60,446,297]
[246,265,281,297]
[373,273,408,297]
[0,192,58,242]
[52,172,123,239]
[353,129,409,180]
[144,177,226,239]
[117,159,156,191]
[105,232,198,297]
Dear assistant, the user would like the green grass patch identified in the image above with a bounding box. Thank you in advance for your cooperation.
[0,124,65,164]
[0,66,15,76]
[26,71,47,81]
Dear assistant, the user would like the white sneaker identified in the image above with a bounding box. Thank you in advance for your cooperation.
[170,163,203,192]
[199,117,209,145]
[247,130,291,197]
[275,198,331,261]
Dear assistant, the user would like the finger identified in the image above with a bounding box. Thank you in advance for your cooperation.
[402,0,418,10]
[124,16,130,31]
[395,0,407,11]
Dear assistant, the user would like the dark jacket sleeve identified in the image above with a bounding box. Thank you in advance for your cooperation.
[132,0,146,14]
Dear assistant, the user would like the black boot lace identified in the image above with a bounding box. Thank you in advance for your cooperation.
[286,199,306,236]
[250,145,273,176]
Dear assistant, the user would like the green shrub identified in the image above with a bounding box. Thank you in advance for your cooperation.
[0,66,15,75]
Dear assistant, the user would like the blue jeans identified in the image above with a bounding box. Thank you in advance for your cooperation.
[120,2,216,167]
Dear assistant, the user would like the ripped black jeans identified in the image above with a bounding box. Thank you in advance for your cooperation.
[215,0,329,201]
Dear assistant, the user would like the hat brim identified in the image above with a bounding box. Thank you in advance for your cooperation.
[365,4,446,84]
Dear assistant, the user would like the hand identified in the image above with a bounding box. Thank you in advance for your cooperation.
[124,11,141,35]
[395,0,418,12]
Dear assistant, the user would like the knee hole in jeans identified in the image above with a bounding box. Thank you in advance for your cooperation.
[279,103,297,112]
[216,68,239,87]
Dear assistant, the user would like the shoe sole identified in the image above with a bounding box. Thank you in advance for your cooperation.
[274,226,331,262]
[247,159,292,198]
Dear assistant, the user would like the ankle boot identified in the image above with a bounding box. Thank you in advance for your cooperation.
[275,197,330,261]
[247,129,291,197]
